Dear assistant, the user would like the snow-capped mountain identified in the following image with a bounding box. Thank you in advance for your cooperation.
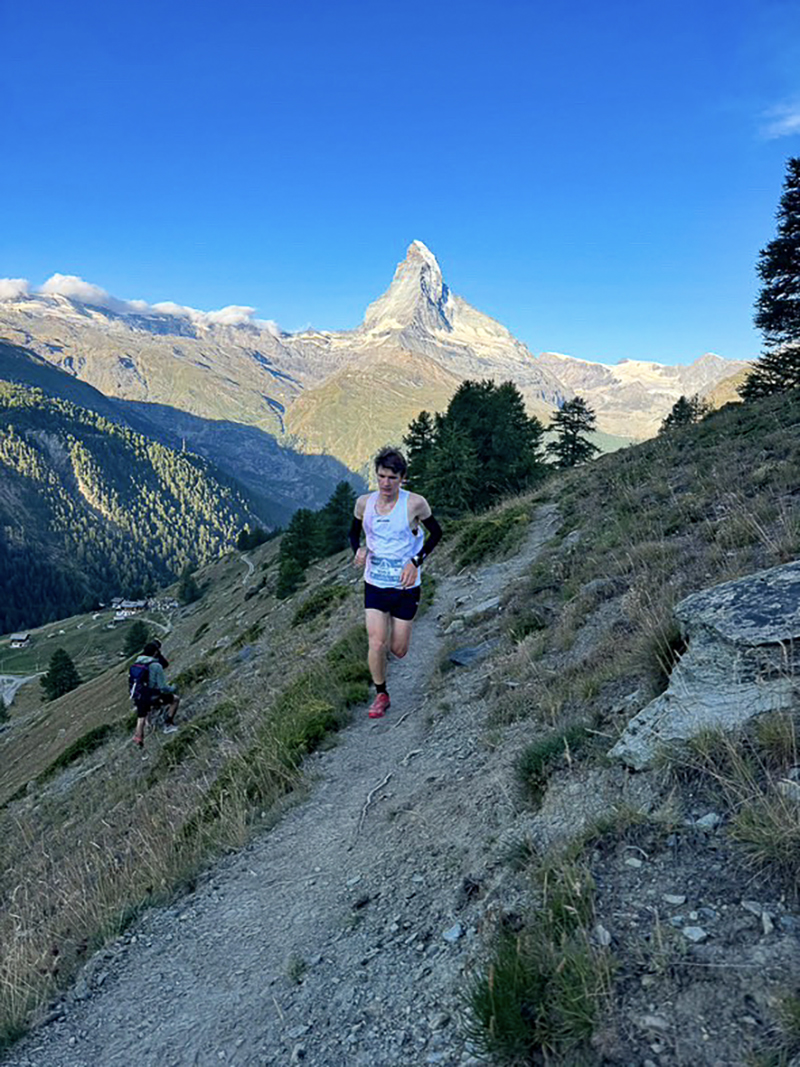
[536,350,752,438]
[0,244,749,471]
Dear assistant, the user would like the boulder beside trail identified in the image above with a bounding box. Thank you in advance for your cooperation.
[609,561,800,770]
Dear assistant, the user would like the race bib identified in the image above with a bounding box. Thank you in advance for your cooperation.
[369,556,404,585]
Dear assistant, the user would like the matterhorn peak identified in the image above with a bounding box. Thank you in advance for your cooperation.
[361,240,451,336]
[405,239,441,270]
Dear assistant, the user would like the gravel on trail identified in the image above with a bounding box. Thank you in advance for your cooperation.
[3,506,560,1067]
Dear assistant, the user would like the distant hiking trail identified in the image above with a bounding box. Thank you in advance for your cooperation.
[5,506,559,1067]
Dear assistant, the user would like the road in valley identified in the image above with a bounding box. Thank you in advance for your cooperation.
[0,675,38,707]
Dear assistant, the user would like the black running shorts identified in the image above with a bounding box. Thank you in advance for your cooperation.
[364,582,421,620]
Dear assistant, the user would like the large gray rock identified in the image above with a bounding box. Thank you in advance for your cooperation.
[609,561,800,770]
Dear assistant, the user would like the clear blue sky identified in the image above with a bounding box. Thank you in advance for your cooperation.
[2,0,799,364]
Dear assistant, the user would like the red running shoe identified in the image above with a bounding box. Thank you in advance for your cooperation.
[368,692,390,718]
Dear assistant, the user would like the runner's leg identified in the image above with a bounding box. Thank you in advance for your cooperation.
[164,694,180,725]
[389,618,414,659]
[365,608,391,685]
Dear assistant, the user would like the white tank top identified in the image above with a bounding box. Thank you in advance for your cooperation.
[364,488,424,589]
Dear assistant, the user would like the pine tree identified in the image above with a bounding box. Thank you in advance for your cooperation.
[236,526,270,551]
[280,509,322,569]
[276,555,305,600]
[40,648,82,701]
[178,565,202,605]
[408,380,546,511]
[403,410,437,492]
[546,397,600,468]
[0,694,7,723]
[659,394,709,434]
[123,619,150,657]
[318,481,357,556]
[741,157,800,399]
[423,424,479,513]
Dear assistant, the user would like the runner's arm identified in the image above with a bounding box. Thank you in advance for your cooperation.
[410,514,442,567]
[351,494,369,566]
[348,516,363,555]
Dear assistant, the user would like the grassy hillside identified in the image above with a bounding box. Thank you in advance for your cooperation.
[0,534,375,1042]
[1,389,798,1057]
[0,381,271,631]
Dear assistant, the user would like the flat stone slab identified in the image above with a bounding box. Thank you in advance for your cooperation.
[675,560,800,644]
[609,561,800,770]
[448,640,500,667]
[462,596,501,623]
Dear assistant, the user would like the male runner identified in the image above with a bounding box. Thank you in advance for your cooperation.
[350,448,442,718]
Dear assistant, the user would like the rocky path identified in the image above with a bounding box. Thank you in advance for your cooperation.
[240,552,255,586]
[4,506,559,1067]
[0,675,38,708]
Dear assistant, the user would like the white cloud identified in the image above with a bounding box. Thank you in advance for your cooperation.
[0,278,31,300]
[28,273,279,333]
[150,300,276,330]
[761,101,800,140]
[40,273,131,313]
[151,300,257,327]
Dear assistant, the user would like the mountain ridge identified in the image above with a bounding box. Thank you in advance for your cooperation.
[0,245,749,466]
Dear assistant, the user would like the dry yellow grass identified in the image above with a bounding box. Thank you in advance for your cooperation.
[0,538,369,1042]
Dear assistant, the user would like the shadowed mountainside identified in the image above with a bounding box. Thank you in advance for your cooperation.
[0,380,273,630]
[0,340,362,517]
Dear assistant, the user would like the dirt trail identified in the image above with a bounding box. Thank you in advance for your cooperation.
[4,506,559,1067]
[0,675,38,708]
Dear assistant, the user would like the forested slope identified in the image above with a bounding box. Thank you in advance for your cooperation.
[0,383,267,631]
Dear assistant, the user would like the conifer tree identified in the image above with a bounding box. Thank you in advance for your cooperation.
[404,410,437,491]
[178,565,201,605]
[546,397,600,468]
[123,619,150,657]
[403,380,546,511]
[237,526,269,551]
[0,695,7,723]
[741,157,800,399]
[41,648,82,701]
[276,555,305,600]
[318,481,357,556]
[423,423,479,513]
[659,394,708,434]
[280,508,322,569]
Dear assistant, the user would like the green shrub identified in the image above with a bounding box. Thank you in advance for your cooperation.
[233,621,264,650]
[291,584,349,627]
[465,863,611,1064]
[123,620,150,657]
[186,627,369,836]
[37,724,115,782]
[454,504,530,569]
[730,795,800,890]
[146,702,239,783]
[516,726,589,804]
[173,657,220,690]
[755,713,798,770]
[418,574,438,616]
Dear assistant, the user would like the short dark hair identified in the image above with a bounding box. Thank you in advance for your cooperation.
[143,641,160,656]
[374,448,407,477]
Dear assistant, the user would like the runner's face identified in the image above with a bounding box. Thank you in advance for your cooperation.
[376,466,402,500]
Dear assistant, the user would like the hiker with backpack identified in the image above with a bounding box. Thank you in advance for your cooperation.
[130,641,180,748]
